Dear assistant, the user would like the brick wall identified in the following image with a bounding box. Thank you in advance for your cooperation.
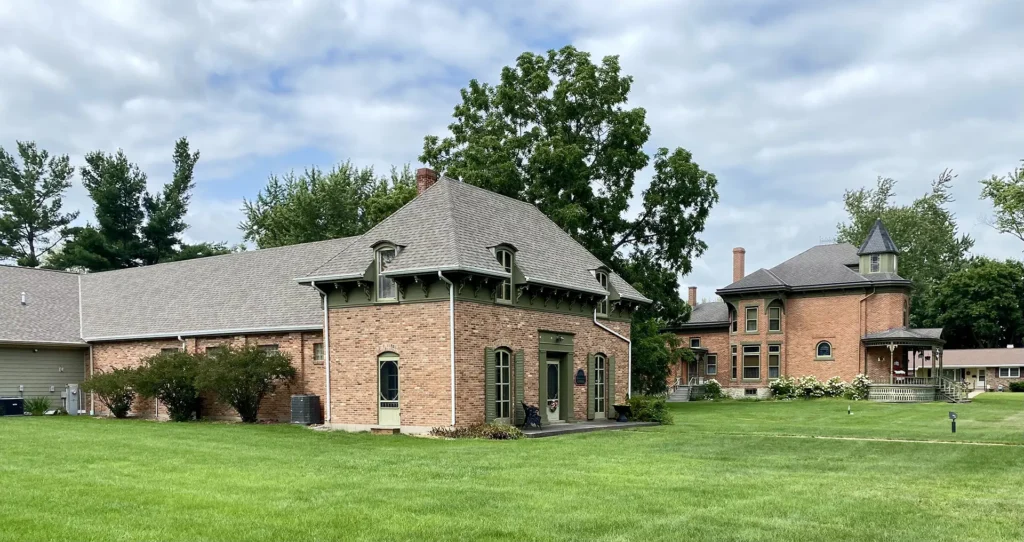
[786,294,865,382]
[89,331,324,421]
[669,328,729,384]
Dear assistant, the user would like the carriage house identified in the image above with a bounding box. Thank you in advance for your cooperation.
[0,169,649,433]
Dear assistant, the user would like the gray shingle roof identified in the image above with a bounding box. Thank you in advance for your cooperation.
[667,301,729,330]
[862,327,944,343]
[80,238,353,340]
[718,243,910,294]
[857,219,900,255]
[305,178,651,303]
[0,266,84,345]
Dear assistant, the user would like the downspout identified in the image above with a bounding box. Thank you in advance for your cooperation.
[88,345,94,415]
[177,335,186,352]
[594,303,632,397]
[437,271,456,426]
[310,281,332,423]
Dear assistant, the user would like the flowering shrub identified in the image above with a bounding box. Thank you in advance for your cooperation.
[703,378,723,400]
[769,376,798,399]
[825,376,848,397]
[845,374,871,400]
[798,375,826,398]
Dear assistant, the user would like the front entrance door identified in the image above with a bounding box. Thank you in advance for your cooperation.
[546,353,562,422]
[976,369,986,390]
[378,354,400,426]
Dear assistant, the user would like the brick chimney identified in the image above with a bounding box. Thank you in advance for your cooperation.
[732,247,746,283]
[416,167,438,195]
[688,286,697,307]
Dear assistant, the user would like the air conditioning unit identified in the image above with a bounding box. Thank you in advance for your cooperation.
[290,395,322,425]
[0,397,25,416]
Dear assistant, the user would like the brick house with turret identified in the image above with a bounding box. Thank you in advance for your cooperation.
[0,169,649,432]
[666,220,952,401]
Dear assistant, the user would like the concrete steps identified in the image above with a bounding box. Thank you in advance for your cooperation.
[667,387,691,403]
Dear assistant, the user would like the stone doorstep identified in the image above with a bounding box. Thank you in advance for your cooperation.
[370,427,401,435]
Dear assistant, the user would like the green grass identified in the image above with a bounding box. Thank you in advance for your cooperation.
[2,394,1023,541]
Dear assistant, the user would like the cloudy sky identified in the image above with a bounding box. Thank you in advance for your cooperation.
[2,0,1022,299]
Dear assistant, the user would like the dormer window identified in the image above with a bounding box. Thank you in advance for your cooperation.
[870,255,880,273]
[595,269,609,316]
[376,246,398,300]
[496,248,513,303]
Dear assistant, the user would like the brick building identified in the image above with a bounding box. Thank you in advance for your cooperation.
[1,170,649,432]
[666,220,948,400]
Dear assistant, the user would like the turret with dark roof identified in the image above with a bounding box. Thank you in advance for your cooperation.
[857,219,899,255]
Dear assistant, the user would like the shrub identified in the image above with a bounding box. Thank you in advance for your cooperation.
[133,351,202,422]
[702,378,723,400]
[81,368,137,418]
[627,395,673,424]
[1009,381,1024,392]
[429,422,525,440]
[825,376,848,398]
[24,396,52,416]
[797,375,826,398]
[196,345,297,423]
[845,374,871,401]
[769,376,798,399]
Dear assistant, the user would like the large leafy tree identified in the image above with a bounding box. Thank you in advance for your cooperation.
[837,171,974,327]
[981,160,1024,246]
[0,141,79,267]
[931,258,1024,348]
[421,46,719,323]
[240,163,416,249]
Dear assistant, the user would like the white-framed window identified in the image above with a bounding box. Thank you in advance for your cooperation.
[816,341,833,359]
[313,343,325,363]
[742,345,760,379]
[376,246,398,300]
[870,254,880,273]
[495,349,511,420]
[768,344,781,379]
[768,306,781,332]
[596,270,609,316]
[998,367,1021,378]
[259,344,279,352]
[745,307,758,333]
[496,249,513,303]
[690,337,701,348]
[706,354,717,375]
[730,310,738,333]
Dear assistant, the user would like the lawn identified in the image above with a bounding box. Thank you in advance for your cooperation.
[1,394,1023,541]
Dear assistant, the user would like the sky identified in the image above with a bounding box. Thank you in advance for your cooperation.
[2,0,1022,301]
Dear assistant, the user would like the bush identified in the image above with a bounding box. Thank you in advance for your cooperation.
[429,422,525,440]
[769,375,798,399]
[24,396,51,416]
[824,376,848,398]
[627,395,673,424]
[702,378,723,400]
[81,368,137,418]
[845,374,871,401]
[797,375,826,398]
[133,351,202,422]
[196,345,297,423]
[1009,381,1024,392]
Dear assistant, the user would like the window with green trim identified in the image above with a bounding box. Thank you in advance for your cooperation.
[768,306,781,332]
[377,246,398,300]
[496,249,513,303]
[768,344,780,379]
[745,307,758,332]
[494,349,511,420]
[594,354,606,414]
[596,270,609,315]
[742,345,760,379]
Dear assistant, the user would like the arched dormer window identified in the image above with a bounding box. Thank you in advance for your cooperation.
[595,269,609,316]
[816,341,833,360]
[495,247,514,304]
[376,245,398,300]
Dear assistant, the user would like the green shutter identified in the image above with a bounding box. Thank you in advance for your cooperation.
[563,353,574,422]
[538,350,547,423]
[484,347,496,423]
[514,349,525,425]
[606,355,616,417]
[587,353,596,420]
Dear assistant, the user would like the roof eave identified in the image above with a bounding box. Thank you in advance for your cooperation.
[0,339,88,347]
[83,324,322,343]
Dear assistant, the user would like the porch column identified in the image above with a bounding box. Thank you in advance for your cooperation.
[887,343,896,384]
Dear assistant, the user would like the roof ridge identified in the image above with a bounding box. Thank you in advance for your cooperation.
[762,267,786,285]
[443,178,462,268]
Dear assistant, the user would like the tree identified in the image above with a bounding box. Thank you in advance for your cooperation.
[421,46,719,324]
[142,137,200,264]
[240,163,417,249]
[837,172,974,327]
[931,258,1024,349]
[0,141,79,267]
[981,161,1024,246]
[630,319,690,395]
[196,345,297,423]
[132,351,201,422]
[161,242,239,263]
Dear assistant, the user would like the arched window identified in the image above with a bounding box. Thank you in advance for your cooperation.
[378,354,399,405]
[496,249,513,303]
[494,349,511,420]
[816,341,833,359]
[595,270,609,316]
[376,246,398,300]
[593,353,606,414]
